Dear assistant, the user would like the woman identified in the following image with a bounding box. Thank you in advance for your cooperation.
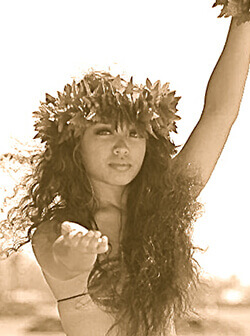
[1,3,250,336]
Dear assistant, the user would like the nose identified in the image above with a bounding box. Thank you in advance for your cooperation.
[113,139,129,157]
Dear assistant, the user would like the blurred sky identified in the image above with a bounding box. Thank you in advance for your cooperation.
[0,0,250,284]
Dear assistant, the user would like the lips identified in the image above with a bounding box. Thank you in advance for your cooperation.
[109,163,132,171]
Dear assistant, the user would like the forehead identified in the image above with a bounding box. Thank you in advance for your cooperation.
[89,122,138,131]
[81,123,138,141]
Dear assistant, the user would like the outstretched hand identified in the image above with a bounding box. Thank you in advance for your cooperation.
[61,221,108,254]
[53,221,109,274]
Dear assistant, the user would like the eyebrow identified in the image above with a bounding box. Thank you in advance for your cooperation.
[93,123,138,132]
[93,123,112,128]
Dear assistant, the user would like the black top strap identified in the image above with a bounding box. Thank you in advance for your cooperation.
[57,291,88,303]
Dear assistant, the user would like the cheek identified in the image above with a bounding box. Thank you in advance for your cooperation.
[82,149,98,169]
[80,141,96,173]
[133,142,146,169]
[81,142,108,176]
[139,141,147,160]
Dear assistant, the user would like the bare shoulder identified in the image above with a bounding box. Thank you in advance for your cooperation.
[31,220,60,256]
[32,219,60,240]
[31,219,68,279]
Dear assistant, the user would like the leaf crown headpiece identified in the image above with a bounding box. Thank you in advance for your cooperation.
[33,71,181,146]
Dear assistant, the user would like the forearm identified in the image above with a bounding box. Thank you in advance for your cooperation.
[204,18,250,118]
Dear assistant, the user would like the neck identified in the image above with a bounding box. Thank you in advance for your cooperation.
[91,179,128,211]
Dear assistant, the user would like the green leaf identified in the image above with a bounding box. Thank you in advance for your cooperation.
[82,78,92,96]
[161,82,170,95]
[78,80,86,96]
[112,75,123,91]
[81,96,92,108]
[46,93,56,104]
[92,82,103,96]
[152,80,161,90]
[68,113,88,127]
[124,79,134,95]
[146,78,152,89]
[57,113,71,133]
[64,84,72,97]
[58,130,71,144]
[33,110,44,119]
[72,80,77,98]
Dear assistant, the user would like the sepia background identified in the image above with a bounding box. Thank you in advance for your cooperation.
[0,0,250,335]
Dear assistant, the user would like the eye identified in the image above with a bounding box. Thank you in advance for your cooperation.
[129,129,140,138]
[96,128,113,136]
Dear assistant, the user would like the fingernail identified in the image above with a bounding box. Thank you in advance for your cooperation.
[94,231,102,238]
[61,222,71,234]
[101,236,108,243]
[87,231,94,237]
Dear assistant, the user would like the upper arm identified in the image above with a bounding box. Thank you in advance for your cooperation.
[173,108,236,193]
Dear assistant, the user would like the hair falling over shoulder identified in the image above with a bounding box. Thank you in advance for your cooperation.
[0,71,204,336]
[88,136,203,336]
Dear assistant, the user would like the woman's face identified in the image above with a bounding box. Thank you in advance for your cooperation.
[80,123,146,187]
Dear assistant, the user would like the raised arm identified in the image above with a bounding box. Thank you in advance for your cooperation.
[174,18,250,191]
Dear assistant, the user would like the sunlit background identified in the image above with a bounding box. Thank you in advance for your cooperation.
[0,0,249,288]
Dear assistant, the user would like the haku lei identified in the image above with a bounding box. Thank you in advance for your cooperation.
[33,72,181,146]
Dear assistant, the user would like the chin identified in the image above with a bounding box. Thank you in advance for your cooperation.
[107,173,137,186]
[109,177,134,186]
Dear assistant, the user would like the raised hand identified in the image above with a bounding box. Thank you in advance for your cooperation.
[53,221,109,274]
[213,0,250,25]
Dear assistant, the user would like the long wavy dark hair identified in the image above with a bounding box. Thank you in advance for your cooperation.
[0,71,203,336]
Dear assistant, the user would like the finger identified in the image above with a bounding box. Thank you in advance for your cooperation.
[83,231,103,253]
[93,231,102,239]
[61,221,88,236]
[68,231,83,247]
[62,231,79,247]
[81,230,102,243]
[61,232,71,246]
[78,230,95,249]
[61,222,73,236]
[86,235,100,253]
[96,236,109,254]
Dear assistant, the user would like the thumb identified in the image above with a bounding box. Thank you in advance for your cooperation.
[61,222,73,236]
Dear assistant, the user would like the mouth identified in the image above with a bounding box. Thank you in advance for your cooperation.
[109,163,132,172]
